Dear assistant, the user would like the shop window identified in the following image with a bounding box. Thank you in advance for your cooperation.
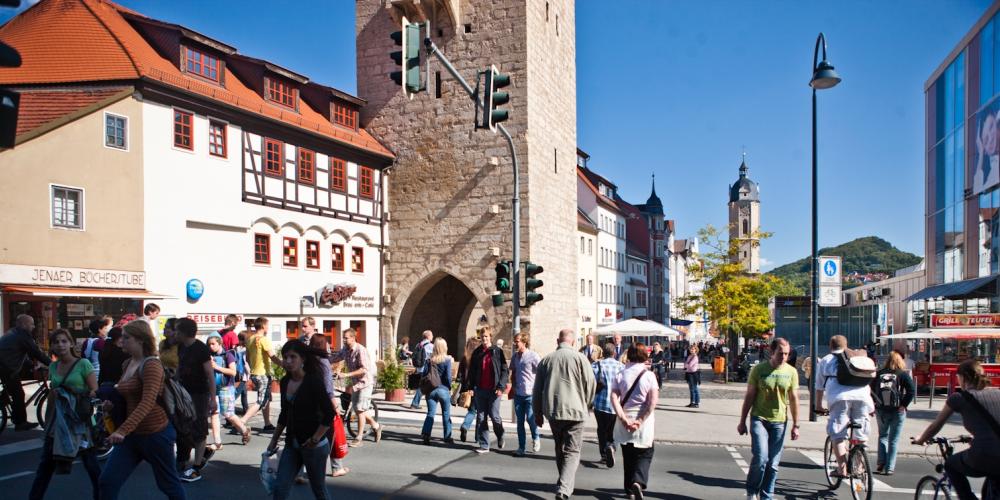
[330,157,346,192]
[323,320,340,349]
[350,320,366,346]
[359,166,374,199]
[305,240,320,269]
[254,233,270,264]
[185,47,220,82]
[173,110,193,150]
[267,76,297,109]
[283,237,298,267]
[264,139,283,176]
[208,121,227,157]
[51,185,83,229]
[351,246,364,272]
[331,244,345,271]
[105,113,127,150]
[298,148,315,185]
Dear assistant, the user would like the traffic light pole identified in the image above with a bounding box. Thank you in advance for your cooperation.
[423,38,522,334]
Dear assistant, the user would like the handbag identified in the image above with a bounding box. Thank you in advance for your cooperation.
[331,414,349,459]
[612,371,655,448]
[595,362,606,394]
[458,390,473,409]
[419,362,442,396]
[260,448,280,495]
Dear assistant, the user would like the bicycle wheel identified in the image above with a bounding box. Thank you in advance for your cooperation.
[35,390,47,429]
[915,476,938,500]
[345,409,359,439]
[848,446,873,500]
[823,436,842,489]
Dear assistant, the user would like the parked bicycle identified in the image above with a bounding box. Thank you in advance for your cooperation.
[0,372,50,434]
[333,376,379,439]
[913,435,998,500]
[820,413,873,500]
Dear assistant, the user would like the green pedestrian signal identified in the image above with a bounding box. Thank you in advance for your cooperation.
[524,261,543,307]
[389,17,422,93]
[481,65,511,131]
[495,260,513,294]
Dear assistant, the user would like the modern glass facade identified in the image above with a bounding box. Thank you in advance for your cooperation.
[929,52,965,285]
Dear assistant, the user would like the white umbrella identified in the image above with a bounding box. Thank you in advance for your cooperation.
[594,318,681,338]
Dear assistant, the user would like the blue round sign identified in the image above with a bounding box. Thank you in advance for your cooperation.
[823,260,837,277]
[186,279,204,301]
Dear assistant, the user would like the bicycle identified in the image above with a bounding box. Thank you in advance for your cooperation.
[333,376,379,439]
[0,372,51,434]
[913,435,998,500]
[89,397,114,460]
[820,413,873,500]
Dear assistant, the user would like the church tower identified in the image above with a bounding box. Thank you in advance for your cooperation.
[728,156,760,274]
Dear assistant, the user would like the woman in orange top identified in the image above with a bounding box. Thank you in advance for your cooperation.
[97,320,186,500]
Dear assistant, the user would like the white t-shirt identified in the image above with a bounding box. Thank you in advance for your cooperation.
[814,351,871,404]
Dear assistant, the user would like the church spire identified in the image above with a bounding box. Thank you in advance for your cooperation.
[739,150,749,178]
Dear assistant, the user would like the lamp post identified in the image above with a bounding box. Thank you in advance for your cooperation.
[808,32,841,423]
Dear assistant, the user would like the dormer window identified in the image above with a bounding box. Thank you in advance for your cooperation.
[184,47,221,82]
[332,101,358,130]
[267,76,297,109]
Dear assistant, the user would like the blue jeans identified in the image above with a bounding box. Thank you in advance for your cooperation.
[273,438,332,500]
[746,417,787,500]
[514,394,538,452]
[410,389,423,408]
[99,423,185,500]
[876,408,905,471]
[421,386,453,439]
[686,374,700,404]
[461,408,477,430]
[29,437,101,500]
[474,387,503,449]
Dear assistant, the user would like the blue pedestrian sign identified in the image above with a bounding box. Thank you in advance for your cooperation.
[818,256,842,287]
[823,260,837,277]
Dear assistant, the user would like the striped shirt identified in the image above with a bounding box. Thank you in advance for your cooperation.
[592,358,624,414]
[116,358,168,436]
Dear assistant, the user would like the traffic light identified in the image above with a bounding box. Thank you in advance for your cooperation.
[495,261,513,293]
[481,65,510,131]
[524,261,543,307]
[0,88,19,149]
[389,17,421,93]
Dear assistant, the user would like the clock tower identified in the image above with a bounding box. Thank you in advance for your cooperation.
[728,156,760,274]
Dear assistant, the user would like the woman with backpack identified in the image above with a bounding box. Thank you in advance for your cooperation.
[29,329,102,500]
[208,335,251,447]
[869,350,915,476]
[99,320,186,500]
[420,337,454,445]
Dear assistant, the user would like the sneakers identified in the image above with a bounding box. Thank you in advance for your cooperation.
[515,449,525,456]
[180,468,202,483]
[421,433,430,445]
[605,447,616,468]
[443,437,455,445]
[532,439,541,454]
[14,422,39,432]
[631,482,644,500]
[261,424,276,433]
[460,428,468,442]
[746,495,758,500]
[474,448,489,454]
[497,435,506,450]
[374,424,384,443]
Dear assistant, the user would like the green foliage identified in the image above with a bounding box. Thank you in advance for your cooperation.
[377,352,407,391]
[766,236,921,292]
[270,361,286,381]
[675,225,799,339]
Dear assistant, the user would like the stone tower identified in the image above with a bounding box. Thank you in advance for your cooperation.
[728,157,760,274]
[356,0,578,355]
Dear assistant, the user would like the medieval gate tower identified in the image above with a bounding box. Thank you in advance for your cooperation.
[356,0,578,355]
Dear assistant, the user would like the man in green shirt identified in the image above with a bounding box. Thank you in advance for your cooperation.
[737,337,800,500]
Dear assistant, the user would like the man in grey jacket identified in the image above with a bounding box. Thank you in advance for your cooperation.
[533,329,597,500]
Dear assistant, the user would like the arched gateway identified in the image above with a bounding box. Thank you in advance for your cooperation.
[396,271,486,357]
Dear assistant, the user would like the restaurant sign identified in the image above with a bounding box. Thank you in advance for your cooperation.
[930,313,1000,328]
[315,283,357,308]
[0,263,145,289]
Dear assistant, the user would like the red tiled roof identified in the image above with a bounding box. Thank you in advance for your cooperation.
[16,87,129,137]
[0,0,393,159]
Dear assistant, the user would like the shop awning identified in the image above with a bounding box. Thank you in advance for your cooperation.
[904,275,997,302]
[2,285,171,299]
[670,317,694,326]
[627,278,647,287]
[880,328,1000,340]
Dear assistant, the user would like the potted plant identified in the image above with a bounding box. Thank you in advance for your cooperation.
[269,362,285,393]
[377,353,407,402]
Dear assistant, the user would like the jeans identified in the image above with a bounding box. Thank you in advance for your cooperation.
[549,419,584,497]
[0,368,27,425]
[746,416,787,500]
[461,408,477,430]
[621,443,654,490]
[421,386,452,439]
[686,373,700,404]
[273,438,332,500]
[876,408,905,471]
[99,423,186,500]
[513,394,538,452]
[473,387,503,449]
[410,388,422,408]
[594,410,616,457]
[945,448,1000,500]
[29,437,101,500]
[236,380,248,413]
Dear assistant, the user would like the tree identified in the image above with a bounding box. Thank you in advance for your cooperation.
[676,225,799,341]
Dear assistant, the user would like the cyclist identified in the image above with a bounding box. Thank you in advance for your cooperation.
[0,314,51,431]
[814,335,875,479]
[914,359,1000,500]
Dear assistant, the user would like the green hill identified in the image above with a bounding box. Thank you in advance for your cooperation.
[766,236,922,293]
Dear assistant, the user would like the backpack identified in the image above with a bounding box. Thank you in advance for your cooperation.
[412,341,428,368]
[231,348,247,382]
[872,370,902,408]
[835,349,877,387]
[137,356,197,435]
[419,361,442,396]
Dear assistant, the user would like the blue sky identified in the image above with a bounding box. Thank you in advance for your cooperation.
[2,0,992,270]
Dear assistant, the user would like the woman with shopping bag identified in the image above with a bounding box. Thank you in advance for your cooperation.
[611,343,659,500]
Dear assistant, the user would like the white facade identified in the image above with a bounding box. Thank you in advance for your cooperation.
[625,251,648,320]
[578,174,627,326]
[141,100,386,354]
[669,236,708,340]
[576,214,598,341]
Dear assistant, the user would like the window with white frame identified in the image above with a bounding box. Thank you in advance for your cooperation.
[51,185,83,229]
[105,113,127,149]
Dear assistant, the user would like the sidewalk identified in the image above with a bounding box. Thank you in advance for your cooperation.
[373,366,967,455]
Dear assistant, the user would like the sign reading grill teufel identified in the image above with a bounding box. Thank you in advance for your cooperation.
[0,263,146,289]
[930,314,1000,328]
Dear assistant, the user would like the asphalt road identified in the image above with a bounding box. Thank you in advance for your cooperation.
[0,418,984,499]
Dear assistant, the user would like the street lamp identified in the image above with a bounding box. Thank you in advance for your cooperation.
[808,32,841,423]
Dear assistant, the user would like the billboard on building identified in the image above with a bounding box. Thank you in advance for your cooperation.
[974,98,1000,194]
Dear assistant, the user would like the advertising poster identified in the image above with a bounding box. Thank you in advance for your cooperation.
[974,98,1000,194]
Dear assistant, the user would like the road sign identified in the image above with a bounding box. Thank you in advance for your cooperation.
[818,285,842,307]
[818,256,841,285]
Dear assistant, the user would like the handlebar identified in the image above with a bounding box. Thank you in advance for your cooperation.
[910,435,972,446]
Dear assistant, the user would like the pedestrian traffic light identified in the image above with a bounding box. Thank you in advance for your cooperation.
[524,261,543,307]
[389,17,422,93]
[481,65,510,131]
[495,260,513,294]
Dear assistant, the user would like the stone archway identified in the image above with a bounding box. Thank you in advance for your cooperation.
[397,272,481,357]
